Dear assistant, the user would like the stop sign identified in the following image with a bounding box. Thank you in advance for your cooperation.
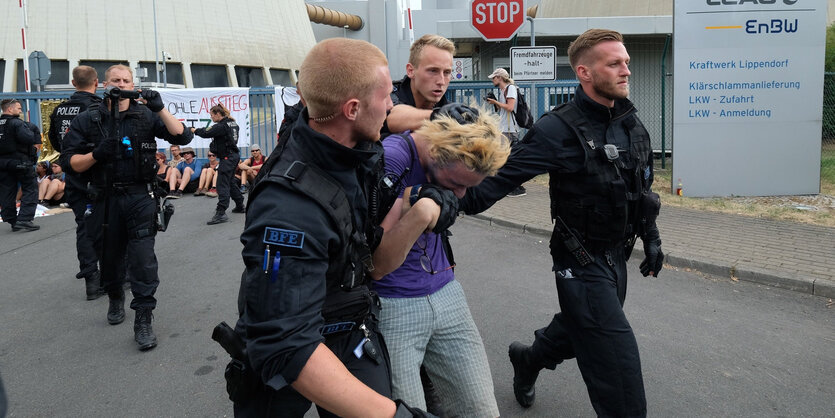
[470,0,526,41]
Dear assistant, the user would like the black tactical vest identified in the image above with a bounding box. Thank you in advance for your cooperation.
[50,94,101,153]
[210,118,240,158]
[87,104,159,186]
[0,116,15,155]
[549,102,653,248]
[248,136,374,293]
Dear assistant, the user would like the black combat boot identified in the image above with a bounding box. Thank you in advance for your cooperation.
[134,308,158,351]
[207,210,228,225]
[84,271,105,301]
[509,341,542,408]
[107,289,125,325]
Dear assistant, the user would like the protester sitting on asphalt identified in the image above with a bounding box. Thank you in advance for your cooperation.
[170,146,200,198]
[39,161,66,206]
[237,144,265,193]
[156,152,178,192]
[36,161,51,201]
[371,104,508,417]
[167,144,184,168]
[195,152,219,197]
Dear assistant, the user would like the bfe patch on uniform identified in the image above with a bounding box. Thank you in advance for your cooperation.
[263,227,305,250]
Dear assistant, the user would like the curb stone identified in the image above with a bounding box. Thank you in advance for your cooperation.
[463,214,833,299]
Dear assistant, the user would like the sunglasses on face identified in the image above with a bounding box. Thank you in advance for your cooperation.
[208,154,216,157]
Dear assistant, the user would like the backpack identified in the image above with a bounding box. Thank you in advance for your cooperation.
[512,88,534,129]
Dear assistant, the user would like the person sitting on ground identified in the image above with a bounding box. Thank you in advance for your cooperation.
[36,161,51,202]
[195,152,219,197]
[170,146,201,198]
[156,152,179,193]
[237,144,265,193]
[167,144,184,168]
[40,161,67,206]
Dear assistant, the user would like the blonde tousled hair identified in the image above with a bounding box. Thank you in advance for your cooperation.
[415,106,510,176]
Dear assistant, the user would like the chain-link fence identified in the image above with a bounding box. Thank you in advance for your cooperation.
[823,72,835,195]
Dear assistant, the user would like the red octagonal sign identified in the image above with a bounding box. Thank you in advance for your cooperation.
[470,0,526,41]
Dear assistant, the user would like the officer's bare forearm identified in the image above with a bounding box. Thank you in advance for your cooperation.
[158,109,185,135]
[386,105,433,133]
[70,153,96,173]
[292,344,397,418]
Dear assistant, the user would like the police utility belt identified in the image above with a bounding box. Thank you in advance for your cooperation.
[320,285,380,336]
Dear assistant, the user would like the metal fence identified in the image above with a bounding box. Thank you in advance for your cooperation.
[0,88,281,160]
[3,74,834,195]
[823,72,835,194]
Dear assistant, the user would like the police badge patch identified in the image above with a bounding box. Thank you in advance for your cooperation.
[262,227,305,249]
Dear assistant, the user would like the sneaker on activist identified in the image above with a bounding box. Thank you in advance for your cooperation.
[59,202,71,209]
[205,188,218,198]
[240,185,248,194]
[168,190,183,199]
[194,188,205,196]
[508,186,527,197]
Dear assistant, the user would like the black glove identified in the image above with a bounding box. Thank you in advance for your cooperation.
[140,89,165,112]
[430,103,479,125]
[418,184,459,234]
[394,399,438,418]
[92,137,119,162]
[639,226,664,277]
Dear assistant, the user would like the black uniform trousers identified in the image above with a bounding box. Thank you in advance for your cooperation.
[216,155,243,212]
[65,185,98,279]
[233,323,392,417]
[86,188,159,310]
[0,165,37,225]
[531,245,647,418]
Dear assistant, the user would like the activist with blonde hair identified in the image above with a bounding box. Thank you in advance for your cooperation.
[370,104,507,417]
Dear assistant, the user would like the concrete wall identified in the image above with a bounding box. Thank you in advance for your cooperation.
[0,0,316,90]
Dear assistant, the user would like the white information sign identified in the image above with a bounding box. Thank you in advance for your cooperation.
[510,46,556,81]
[672,0,826,197]
[155,87,251,149]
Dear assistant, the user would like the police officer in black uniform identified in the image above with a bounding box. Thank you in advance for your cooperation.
[0,99,41,232]
[63,64,193,351]
[460,29,664,417]
[380,34,453,139]
[192,102,244,225]
[49,65,104,299]
[230,38,431,418]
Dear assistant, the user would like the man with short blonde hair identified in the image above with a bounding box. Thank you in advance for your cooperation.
[382,34,456,137]
[462,28,662,417]
[232,38,431,417]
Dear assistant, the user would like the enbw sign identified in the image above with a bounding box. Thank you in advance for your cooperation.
[470,0,526,41]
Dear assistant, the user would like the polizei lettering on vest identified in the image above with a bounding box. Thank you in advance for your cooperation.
[56,106,81,116]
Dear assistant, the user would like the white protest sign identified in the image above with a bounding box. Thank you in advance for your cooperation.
[156,87,251,148]
[274,86,301,133]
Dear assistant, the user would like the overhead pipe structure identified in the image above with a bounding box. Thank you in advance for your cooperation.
[306,3,364,31]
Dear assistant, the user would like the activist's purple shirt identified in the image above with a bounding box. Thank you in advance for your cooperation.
[373,133,454,298]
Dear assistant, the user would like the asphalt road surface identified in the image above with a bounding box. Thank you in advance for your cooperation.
[0,197,832,417]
